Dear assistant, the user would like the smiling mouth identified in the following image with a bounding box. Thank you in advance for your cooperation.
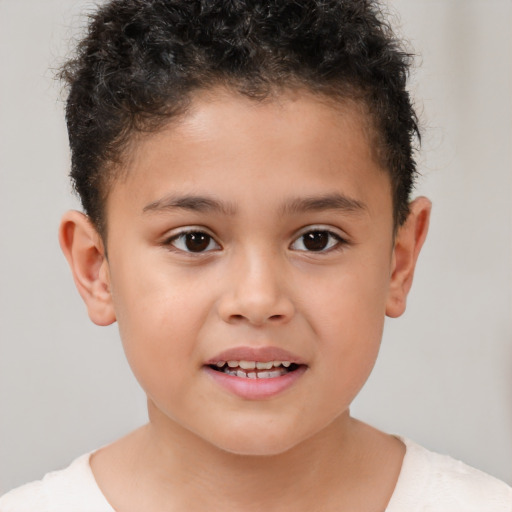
[209,360,301,379]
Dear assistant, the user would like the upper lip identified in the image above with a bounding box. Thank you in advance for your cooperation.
[205,346,305,365]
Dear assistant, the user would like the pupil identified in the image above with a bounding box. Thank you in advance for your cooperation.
[303,231,328,251]
[185,233,210,252]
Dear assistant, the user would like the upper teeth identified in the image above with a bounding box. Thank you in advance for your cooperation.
[216,360,292,369]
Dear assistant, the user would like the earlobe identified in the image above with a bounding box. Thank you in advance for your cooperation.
[58,211,116,326]
[385,197,431,318]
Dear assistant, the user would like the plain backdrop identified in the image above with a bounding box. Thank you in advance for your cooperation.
[1,0,511,495]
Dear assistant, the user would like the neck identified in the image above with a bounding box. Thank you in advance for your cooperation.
[91,404,404,512]
[125,403,402,512]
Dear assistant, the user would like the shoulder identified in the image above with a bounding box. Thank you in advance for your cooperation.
[0,452,114,512]
[387,438,512,512]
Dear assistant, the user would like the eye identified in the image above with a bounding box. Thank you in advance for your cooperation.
[290,229,345,252]
[166,230,221,253]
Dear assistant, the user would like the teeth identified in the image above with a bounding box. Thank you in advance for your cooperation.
[213,360,295,371]
[221,367,289,379]
[239,360,256,370]
[256,361,274,370]
[258,370,283,379]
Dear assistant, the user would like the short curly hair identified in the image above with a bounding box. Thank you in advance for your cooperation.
[60,0,419,238]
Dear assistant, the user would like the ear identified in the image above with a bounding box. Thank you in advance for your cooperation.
[386,197,431,318]
[58,211,116,326]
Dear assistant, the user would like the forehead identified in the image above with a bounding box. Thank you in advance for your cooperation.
[144,88,382,169]
[106,88,391,225]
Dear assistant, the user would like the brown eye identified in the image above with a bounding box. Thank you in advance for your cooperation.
[290,229,343,252]
[185,233,211,252]
[303,231,329,251]
[169,231,220,253]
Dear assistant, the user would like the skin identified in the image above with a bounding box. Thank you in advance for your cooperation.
[60,88,431,511]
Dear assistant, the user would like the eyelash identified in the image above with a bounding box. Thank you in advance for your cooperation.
[289,228,347,253]
[164,229,221,254]
[163,227,347,255]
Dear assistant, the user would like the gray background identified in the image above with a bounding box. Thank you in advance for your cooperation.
[1,0,511,494]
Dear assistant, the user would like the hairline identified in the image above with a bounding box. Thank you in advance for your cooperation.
[93,84,398,246]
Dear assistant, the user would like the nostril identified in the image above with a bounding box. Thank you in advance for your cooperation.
[229,313,285,324]
[219,292,295,325]
[225,312,283,326]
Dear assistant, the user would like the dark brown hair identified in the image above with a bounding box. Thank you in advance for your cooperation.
[61,0,419,237]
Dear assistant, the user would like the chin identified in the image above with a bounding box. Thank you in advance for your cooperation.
[205,423,310,457]
[217,439,299,457]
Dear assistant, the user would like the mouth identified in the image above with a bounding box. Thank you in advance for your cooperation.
[204,348,307,399]
[204,347,307,398]
[208,360,301,379]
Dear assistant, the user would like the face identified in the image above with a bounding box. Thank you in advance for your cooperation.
[102,89,397,455]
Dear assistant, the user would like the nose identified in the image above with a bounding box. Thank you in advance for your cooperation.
[217,249,295,326]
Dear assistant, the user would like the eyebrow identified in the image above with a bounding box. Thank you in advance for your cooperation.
[280,193,367,216]
[143,194,237,215]
[143,192,366,216]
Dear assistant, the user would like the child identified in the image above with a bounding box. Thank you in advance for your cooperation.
[1,0,510,510]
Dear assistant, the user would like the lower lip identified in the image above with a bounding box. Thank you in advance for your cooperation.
[203,365,307,400]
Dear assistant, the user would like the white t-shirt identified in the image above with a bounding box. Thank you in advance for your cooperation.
[1,438,511,511]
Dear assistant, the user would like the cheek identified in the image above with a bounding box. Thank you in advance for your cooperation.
[305,259,390,390]
[109,259,214,396]
[308,257,390,337]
